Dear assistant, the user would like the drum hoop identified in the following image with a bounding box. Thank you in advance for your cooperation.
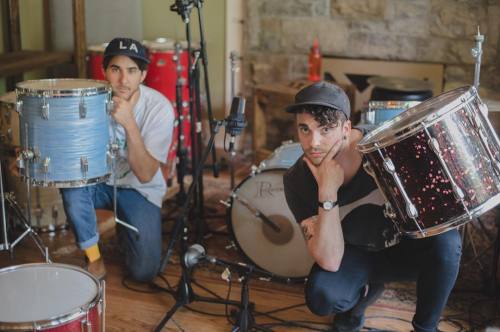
[228,168,307,283]
[0,91,17,106]
[0,263,101,330]
[358,86,476,153]
[16,79,111,97]
[403,192,500,239]
[21,173,111,188]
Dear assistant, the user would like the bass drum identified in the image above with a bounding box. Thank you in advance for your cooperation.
[228,168,314,282]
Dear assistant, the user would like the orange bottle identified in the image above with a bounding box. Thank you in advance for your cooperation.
[308,37,321,82]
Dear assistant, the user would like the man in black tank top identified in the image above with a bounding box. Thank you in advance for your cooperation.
[283,81,462,332]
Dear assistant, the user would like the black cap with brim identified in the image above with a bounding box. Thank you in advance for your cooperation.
[104,37,150,64]
[286,81,350,118]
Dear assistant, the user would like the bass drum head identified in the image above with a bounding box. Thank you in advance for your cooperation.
[228,168,314,281]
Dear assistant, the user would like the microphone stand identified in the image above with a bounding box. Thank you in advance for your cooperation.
[155,120,240,332]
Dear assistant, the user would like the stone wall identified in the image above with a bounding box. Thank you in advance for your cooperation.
[243,0,500,99]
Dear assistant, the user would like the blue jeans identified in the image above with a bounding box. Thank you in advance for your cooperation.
[60,183,162,282]
[306,229,462,332]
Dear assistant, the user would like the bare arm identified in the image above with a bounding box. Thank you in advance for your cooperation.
[111,91,159,183]
[302,140,345,271]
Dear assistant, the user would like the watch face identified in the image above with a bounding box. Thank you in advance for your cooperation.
[323,201,334,210]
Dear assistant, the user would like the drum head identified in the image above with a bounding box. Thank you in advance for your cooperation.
[88,43,108,53]
[16,79,110,97]
[143,38,188,51]
[358,86,474,152]
[229,169,314,280]
[0,263,99,324]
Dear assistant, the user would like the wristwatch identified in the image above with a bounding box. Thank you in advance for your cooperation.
[318,200,338,210]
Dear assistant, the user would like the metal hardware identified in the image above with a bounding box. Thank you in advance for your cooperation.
[41,92,50,120]
[471,27,484,90]
[106,99,114,114]
[383,202,397,220]
[424,128,468,213]
[42,157,50,174]
[15,100,23,115]
[81,156,89,177]
[79,96,87,119]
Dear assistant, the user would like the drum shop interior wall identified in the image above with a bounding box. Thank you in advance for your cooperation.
[0,0,46,94]
[244,0,500,103]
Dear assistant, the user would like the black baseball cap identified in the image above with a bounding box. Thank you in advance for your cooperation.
[286,81,350,118]
[104,37,150,64]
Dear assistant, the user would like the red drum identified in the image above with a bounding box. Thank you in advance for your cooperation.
[87,43,108,81]
[144,38,192,184]
[358,86,500,238]
[0,263,104,331]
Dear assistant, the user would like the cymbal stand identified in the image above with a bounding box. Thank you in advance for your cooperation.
[471,26,484,90]
[228,51,240,190]
[0,158,50,262]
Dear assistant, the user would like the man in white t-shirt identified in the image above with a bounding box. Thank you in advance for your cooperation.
[60,37,175,281]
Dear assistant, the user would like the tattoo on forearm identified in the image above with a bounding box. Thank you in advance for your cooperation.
[300,217,316,242]
[301,224,313,241]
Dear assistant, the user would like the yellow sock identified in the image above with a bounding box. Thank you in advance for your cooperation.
[84,244,101,263]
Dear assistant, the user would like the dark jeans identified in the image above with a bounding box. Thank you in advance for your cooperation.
[60,183,162,282]
[305,229,462,332]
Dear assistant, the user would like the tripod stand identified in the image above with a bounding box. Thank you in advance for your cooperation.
[155,120,241,331]
[165,0,221,259]
[0,156,50,262]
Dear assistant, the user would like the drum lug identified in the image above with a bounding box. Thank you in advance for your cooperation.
[79,99,87,119]
[81,156,89,178]
[41,157,50,174]
[7,128,13,143]
[15,99,22,116]
[381,156,419,219]
[362,159,375,177]
[383,202,397,220]
[426,133,467,203]
[106,99,114,115]
[41,93,50,120]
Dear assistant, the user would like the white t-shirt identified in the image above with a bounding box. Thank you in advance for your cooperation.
[107,84,175,207]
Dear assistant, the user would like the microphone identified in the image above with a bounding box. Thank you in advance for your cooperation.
[170,0,194,23]
[226,96,247,153]
[183,244,206,269]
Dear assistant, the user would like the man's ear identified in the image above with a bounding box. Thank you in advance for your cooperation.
[140,70,147,83]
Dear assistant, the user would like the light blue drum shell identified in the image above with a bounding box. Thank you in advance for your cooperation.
[18,89,111,187]
[362,100,420,126]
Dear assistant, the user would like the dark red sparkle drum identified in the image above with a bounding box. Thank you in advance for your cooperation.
[0,263,104,331]
[358,86,500,238]
[87,43,108,81]
[143,38,192,183]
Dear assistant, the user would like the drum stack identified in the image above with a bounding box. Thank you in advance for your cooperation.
[143,38,193,184]
[358,76,433,131]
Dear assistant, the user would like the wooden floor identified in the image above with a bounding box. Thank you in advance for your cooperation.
[0,170,498,331]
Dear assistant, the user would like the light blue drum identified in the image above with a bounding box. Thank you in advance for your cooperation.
[361,100,420,127]
[258,141,304,170]
[16,79,112,187]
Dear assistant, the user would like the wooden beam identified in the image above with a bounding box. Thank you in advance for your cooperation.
[43,0,52,51]
[72,0,87,78]
[7,0,21,52]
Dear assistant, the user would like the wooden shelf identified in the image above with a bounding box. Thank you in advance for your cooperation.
[0,50,72,77]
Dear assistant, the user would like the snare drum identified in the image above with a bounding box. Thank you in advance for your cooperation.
[228,142,313,281]
[0,91,19,146]
[87,43,108,81]
[0,263,103,331]
[358,86,500,238]
[17,79,112,187]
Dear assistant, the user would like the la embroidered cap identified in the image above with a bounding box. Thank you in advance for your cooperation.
[104,37,150,64]
[285,81,350,118]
